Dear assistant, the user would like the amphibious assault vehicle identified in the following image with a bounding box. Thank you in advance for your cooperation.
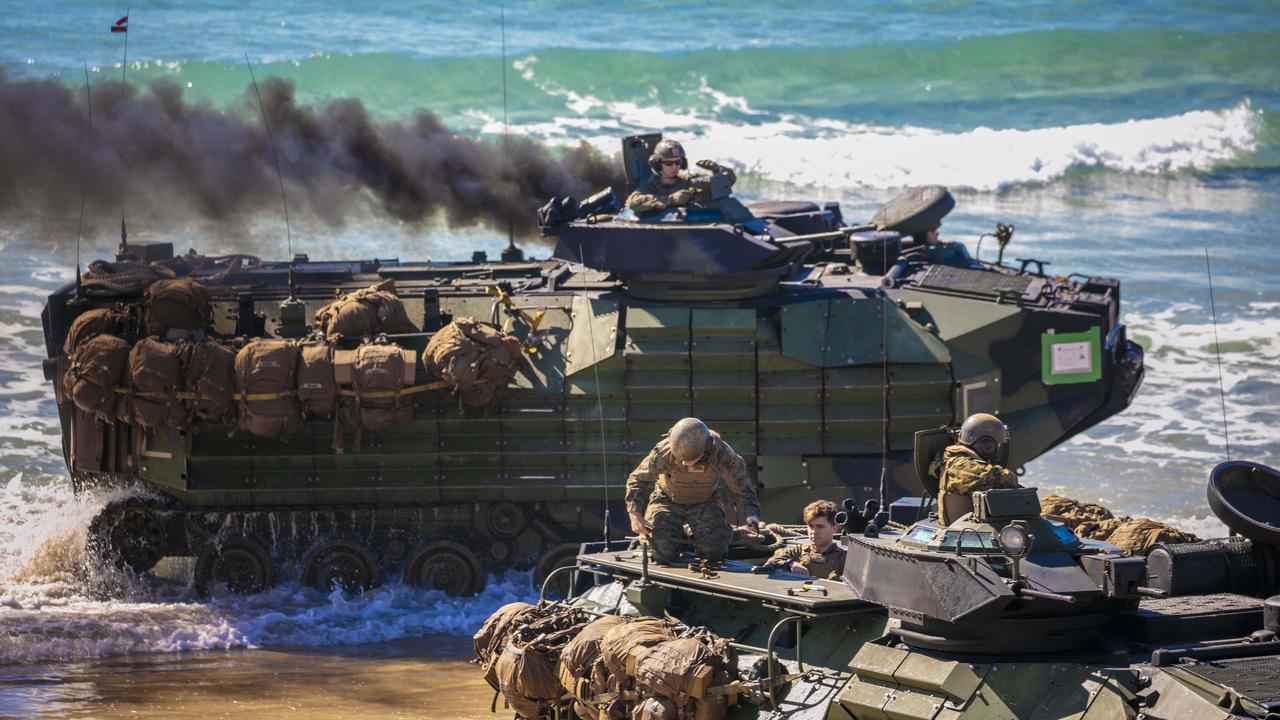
[484,460,1280,719]
[41,134,1144,597]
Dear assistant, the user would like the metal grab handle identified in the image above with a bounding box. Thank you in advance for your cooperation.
[538,564,579,604]
[764,614,807,710]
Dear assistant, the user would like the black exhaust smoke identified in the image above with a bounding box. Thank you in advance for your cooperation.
[0,69,625,238]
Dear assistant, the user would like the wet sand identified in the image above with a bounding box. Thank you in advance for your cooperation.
[0,637,494,720]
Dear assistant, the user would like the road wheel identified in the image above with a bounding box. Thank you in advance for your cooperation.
[404,540,485,597]
[301,539,382,593]
[193,535,273,597]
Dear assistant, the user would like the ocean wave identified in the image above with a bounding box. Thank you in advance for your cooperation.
[489,62,1267,191]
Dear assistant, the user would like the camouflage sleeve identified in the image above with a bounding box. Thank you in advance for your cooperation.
[625,447,662,514]
[714,439,761,517]
[624,189,667,214]
[766,543,803,568]
[941,456,1019,495]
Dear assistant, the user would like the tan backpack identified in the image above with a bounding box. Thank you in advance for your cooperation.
[184,339,236,425]
[63,307,134,355]
[474,601,537,690]
[126,339,187,429]
[314,279,414,338]
[558,614,626,718]
[634,637,735,719]
[348,340,416,431]
[144,278,213,339]
[633,697,679,720]
[235,340,302,439]
[422,317,523,407]
[65,334,131,422]
[495,639,564,719]
[599,617,677,680]
[297,338,338,419]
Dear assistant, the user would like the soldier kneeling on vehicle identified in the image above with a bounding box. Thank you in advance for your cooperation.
[625,417,760,565]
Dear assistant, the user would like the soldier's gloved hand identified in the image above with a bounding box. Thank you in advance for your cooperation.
[745,514,760,532]
[696,159,726,174]
[629,511,652,536]
[667,188,697,207]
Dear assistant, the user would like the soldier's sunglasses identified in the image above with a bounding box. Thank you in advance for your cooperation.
[660,160,681,166]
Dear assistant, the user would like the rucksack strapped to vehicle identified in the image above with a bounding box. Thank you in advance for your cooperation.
[64,334,132,422]
[126,338,188,429]
[423,317,523,408]
[183,338,236,426]
[143,278,213,339]
[313,279,415,338]
[297,338,338,420]
[235,339,302,439]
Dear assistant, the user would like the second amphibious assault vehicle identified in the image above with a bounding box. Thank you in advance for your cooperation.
[489,461,1280,719]
[42,134,1144,596]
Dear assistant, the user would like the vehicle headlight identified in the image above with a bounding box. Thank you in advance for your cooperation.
[998,524,1032,558]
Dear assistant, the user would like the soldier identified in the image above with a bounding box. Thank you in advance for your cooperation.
[625,417,760,565]
[624,138,737,215]
[935,412,1019,522]
[765,500,847,579]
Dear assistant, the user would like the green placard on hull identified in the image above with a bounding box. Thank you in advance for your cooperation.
[1041,327,1102,385]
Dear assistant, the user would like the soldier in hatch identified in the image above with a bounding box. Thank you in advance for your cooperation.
[934,412,1020,522]
[766,500,847,579]
[624,138,737,214]
[625,417,760,565]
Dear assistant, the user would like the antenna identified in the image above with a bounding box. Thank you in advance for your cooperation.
[877,234,891,526]
[245,54,295,297]
[76,64,93,296]
[572,244,612,547]
[1204,246,1231,461]
[498,2,522,262]
[116,7,130,258]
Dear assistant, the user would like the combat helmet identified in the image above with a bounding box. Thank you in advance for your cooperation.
[957,412,1009,466]
[668,417,711,462]
[648,138,688,173]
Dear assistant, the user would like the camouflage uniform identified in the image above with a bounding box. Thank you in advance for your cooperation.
[937,444,1019,495]
[625,430,759,564]
[767,542,847,580]
[625,171,700,214]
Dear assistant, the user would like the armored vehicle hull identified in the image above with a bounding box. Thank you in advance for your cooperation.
[43,181,1142,596]
[481,461,1280,719]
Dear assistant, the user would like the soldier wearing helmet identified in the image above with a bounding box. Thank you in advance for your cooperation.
[625,417,760,565]
[934,413,1019,523]
[624,138,737,215]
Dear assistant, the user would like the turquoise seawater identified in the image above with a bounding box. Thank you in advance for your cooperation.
[0,0,1276,670]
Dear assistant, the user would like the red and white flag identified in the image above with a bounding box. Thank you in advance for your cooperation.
[111,15,128,33]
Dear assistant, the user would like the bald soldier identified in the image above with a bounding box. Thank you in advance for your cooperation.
[766,500,847,579]
[626,418,760,565]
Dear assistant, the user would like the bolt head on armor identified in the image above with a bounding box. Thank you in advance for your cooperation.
[668,417,710,463]
[957,412,1009,464]
[648,139,688,173]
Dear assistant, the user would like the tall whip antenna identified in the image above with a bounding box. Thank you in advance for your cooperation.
[114,7,130,257]
[499,3,519,260]
[76,64,93,296]
[1204,246,1231,461]
[573,243,613,547]
[245,54,295,296]
[877,235,891,524]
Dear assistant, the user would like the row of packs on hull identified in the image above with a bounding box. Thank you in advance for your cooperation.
[61,275,523,449]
